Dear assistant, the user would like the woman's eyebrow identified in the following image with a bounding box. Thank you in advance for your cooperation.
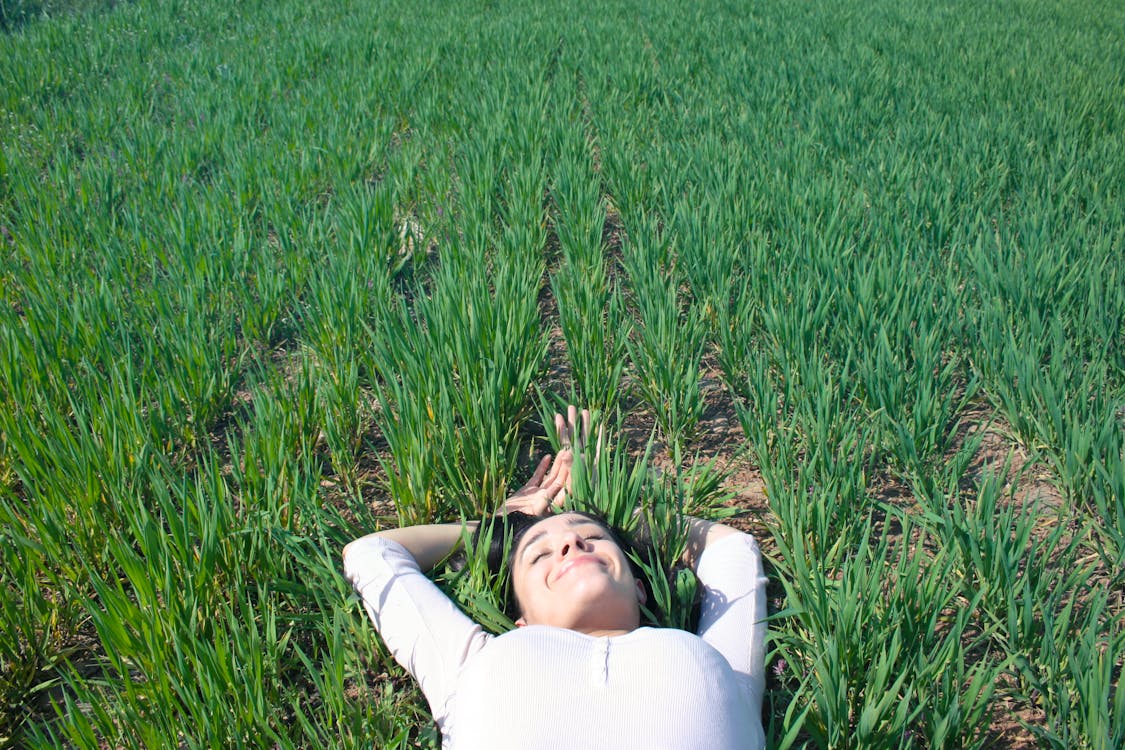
[519,530,548,561]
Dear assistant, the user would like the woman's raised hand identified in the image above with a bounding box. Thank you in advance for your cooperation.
[555,404,592,457]
[499,406,592,517]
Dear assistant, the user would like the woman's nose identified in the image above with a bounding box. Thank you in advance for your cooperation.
[558,532,589,557]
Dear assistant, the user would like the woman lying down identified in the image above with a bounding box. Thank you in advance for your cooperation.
[343,407,768,749]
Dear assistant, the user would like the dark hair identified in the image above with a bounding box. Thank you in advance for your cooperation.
[472,510,657,623]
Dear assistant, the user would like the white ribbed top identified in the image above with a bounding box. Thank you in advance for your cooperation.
[344,533,767,749]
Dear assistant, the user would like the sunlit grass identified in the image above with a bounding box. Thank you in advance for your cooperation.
[1,0,1122,746]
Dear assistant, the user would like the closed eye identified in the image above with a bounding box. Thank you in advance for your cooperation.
[575,525,606,541]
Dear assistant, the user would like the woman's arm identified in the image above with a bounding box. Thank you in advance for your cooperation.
[343,523,473,572]
[342,532,487,734]
[690,520,768,707]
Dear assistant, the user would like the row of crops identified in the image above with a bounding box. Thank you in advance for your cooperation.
[2,0,1122,746]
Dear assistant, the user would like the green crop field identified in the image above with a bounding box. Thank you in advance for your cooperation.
[1,0,1122,746]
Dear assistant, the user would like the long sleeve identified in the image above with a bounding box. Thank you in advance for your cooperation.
[694,532,769,707]
[342,536,491,726]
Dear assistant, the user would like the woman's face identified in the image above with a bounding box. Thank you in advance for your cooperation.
[510,512,646,633]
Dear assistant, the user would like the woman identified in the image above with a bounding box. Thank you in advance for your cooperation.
[343,407,768,749]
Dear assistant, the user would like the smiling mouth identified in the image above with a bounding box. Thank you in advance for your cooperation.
[555,555,604,581]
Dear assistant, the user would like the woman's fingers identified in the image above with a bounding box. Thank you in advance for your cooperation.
[516,454,552,492]
[550,476,569,506]
[549,453,573,506]
[547,452,572,491]
[555,404,591,451]
[543,452,563,485]
[530,453,551,484]
[503,406,600,516]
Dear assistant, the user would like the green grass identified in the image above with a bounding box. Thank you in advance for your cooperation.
[1,0,1122,746]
